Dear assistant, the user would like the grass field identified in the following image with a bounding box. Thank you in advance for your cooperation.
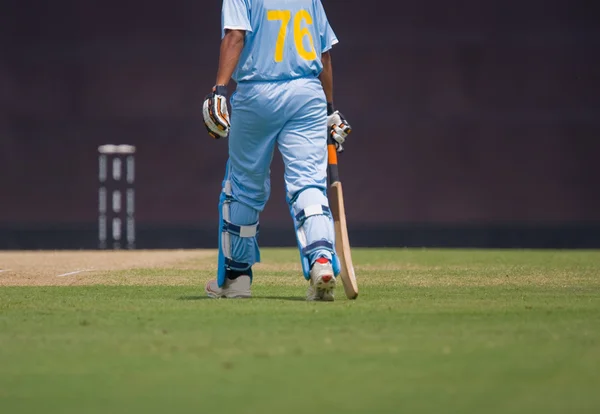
[1,248,599,413]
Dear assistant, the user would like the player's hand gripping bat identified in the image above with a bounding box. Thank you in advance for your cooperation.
[327,137,359,300]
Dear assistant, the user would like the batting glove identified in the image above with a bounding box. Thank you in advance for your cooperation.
[203,85,230,139]
[327,103,352,152]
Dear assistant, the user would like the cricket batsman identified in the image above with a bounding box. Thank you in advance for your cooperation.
[203,0,352,301]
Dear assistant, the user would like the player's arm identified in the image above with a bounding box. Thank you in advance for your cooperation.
[319,51,352,152]
[215,29,245,87]
[319,51,334,113]
[314,0,351,150]
[203,29,245,139]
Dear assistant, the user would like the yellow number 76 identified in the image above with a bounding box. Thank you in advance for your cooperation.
[267,10,317,62]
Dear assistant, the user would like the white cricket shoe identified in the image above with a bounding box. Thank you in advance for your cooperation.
[307,257,336,301]
[205,276,252,299]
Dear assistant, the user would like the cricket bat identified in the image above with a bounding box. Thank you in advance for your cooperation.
[327,140,359,300]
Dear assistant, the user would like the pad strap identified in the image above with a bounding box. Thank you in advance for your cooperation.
[302,240,334,256]
[225,258,251,271]
[295,205,331,227]
[223,220,259,238]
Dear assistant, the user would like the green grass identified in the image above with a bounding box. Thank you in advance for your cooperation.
[1,248,600,413]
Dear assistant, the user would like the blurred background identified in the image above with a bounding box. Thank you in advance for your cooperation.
[1,0,599,250]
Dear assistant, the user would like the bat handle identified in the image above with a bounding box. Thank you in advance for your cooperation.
[327,138,340,185]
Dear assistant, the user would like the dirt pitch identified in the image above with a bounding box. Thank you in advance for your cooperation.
[0,250,218,286]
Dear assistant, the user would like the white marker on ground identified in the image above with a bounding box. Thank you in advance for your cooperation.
[0,269,11,273]
[57,269,93,277]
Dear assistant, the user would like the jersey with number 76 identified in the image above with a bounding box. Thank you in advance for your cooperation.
[222,0,338,83]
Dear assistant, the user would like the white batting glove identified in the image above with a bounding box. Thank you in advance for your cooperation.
[327,105,352,152]
[203,85,230,139]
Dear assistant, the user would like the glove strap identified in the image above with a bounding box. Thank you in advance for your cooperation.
[214,85,228,96]
[327,102,335,116]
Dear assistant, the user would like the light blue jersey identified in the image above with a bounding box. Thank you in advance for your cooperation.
[222,0,338,82]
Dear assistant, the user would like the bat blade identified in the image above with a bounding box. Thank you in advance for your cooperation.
[328,181,359,300]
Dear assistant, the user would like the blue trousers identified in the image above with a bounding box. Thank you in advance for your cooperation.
[216,76,338,286]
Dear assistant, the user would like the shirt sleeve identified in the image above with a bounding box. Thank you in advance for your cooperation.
[221,0,252,38]
[315,0,339,52]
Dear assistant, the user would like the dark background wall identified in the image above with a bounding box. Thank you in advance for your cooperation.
[1,0,599,249]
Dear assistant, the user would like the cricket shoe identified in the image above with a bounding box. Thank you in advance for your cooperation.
[205,274,252,299]
[307,257,336,301]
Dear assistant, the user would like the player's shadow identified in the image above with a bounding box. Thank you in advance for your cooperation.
[255,296,306,302]
[177,295,305,302]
